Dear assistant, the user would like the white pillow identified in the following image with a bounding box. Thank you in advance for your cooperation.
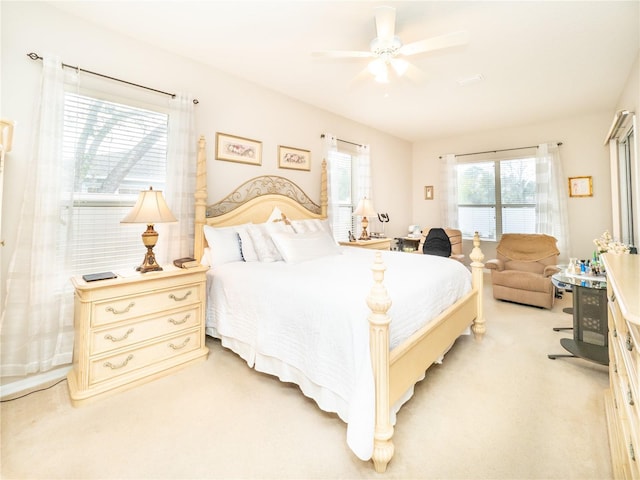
[267,206,285,223]
[246,221,295,262]
[271,230,342,263]
[290,219,316,234]
[200,247,212,267]
[237,227,258,262]
[203,224,246,266]
[291,218,332,235]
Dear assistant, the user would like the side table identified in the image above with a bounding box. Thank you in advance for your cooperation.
[67,265,209,406]
[339,238,391,250]
[548,271,608,365]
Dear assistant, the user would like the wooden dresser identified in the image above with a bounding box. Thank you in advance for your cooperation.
[67,265,209,406]
[602,253,640,479]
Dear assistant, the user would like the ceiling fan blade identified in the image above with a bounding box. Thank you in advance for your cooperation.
[399,30,469,57]
[311,50,375,59]
[374,6,396,43]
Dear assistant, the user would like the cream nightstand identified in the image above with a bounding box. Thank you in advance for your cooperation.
[339,238,391,250]
[67,265,209,406]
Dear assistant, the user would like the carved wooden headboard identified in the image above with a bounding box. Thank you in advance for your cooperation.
[193,136,328,262]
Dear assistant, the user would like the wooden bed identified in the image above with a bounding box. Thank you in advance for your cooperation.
[192,136,486,472]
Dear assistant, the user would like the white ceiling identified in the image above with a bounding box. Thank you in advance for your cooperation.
[47,1,639,142]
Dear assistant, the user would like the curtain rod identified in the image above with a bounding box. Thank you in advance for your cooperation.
[320,134,363,148]
[27,52,199,104]
[439,142,562,159]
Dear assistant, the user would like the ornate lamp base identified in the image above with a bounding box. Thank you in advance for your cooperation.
[137,224,163,273]
[359,216,371,240]
[137,247,163,273]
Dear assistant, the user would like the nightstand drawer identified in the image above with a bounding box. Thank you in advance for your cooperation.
[93,284,202,327]
[89,330,201,385]
[91,306,201,355]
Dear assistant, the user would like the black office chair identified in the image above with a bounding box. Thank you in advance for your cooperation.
[422,228,452,257]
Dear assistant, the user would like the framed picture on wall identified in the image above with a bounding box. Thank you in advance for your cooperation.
[216,132,262,166]
[278,145,311,171]
[424,185,434,200]
[568,176,593,197]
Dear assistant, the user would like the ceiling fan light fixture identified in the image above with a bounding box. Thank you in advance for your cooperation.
[390,58,408,77]
[368,58,386,76]
[375,70,389,83]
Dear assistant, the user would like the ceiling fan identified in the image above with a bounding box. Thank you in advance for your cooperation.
[312,6,468,84]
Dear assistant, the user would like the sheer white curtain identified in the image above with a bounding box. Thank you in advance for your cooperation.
[322,133,339,223]
[354,144,371,201]
[440,153,459,228]
[1,56,77,376]
[536,143,570,261]
[158,93,196,262]
[354,144,372,235]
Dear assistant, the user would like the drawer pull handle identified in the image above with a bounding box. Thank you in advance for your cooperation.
[630,442,635,462]
[168,314,191,326]
[104,328,134,342]
[105,302,135,315]
[610,292,616,303]
[104,354,133,370]
[628,386,635,406]
[169,291,192,302]
[169,337,191,350]
[626,334,634,352]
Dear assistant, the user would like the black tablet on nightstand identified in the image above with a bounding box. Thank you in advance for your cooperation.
[82,271,117,282]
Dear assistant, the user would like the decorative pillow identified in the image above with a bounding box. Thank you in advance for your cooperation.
[203,224,247,266]
[237,227,258,262]
[267,206,285,223]
[246,221,295,262]
[291,218,333,235]
[290,219,316,234]
[271,230,342,264]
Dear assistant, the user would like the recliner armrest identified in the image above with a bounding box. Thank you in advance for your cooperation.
[543,265,560,277]
[485,259,504,271]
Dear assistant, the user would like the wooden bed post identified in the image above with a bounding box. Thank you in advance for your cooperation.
[367,252,394,473]
[469,232,486,339]
[194,136,207,262]
[320,159,328,218]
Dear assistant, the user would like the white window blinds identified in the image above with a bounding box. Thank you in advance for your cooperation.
[457,157,536,240]
[63,93,168,274]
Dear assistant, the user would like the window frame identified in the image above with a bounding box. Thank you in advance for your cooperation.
[456,154,537,241]
[328,145,358,242]
[63,87,170,275]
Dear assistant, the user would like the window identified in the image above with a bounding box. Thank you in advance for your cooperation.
[328,149,356,241]
[617,126,636,247]
[457,157,536,240]
[63,93,168,274]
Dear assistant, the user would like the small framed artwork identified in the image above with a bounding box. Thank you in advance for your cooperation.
[568,176,593,197]
[424,185,434,200]
[278,145,311,171]
[216,132,262,166]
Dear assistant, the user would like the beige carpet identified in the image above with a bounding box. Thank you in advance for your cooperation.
[1,278,612,479]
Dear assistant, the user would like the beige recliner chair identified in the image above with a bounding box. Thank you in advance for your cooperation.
[486,233,560,309]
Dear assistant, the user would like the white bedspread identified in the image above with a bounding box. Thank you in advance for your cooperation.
[205,247,471,460]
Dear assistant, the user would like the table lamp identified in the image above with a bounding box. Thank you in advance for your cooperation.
[121,186,177,273]
[353,197,377,240]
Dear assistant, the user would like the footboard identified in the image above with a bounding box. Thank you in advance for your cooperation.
[368,233,485,472]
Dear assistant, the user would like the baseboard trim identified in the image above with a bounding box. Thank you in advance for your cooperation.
[0,366,71,400]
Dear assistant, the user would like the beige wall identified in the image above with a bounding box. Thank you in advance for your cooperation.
[0,1,412,301]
